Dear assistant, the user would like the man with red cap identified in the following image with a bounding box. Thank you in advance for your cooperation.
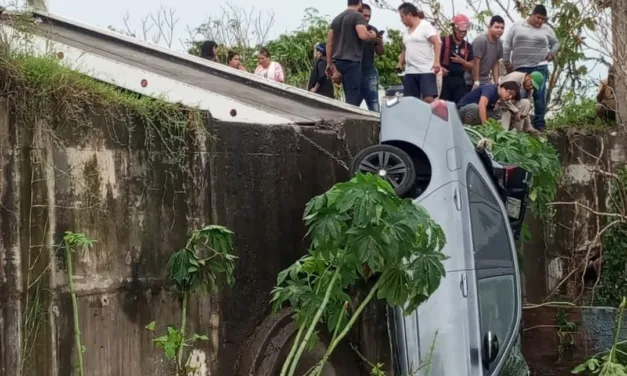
[439,14,475,103]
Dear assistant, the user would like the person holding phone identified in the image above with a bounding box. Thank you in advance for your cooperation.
[440,14,474,104]
[359,4,385,112]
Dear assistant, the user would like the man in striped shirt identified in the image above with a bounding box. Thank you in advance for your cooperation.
[503,4,560,131]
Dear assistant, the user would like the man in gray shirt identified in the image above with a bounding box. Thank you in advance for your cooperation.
[503,4,560,130]
[327,0,377,106]
[466,15,505,89]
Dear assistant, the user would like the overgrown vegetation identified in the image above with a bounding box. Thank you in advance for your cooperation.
[61,232,96,376]
[469,120,563,221]
[146,225,237,375]
[0,49,209,167]
[271,172,447,375]
[595,168,627,307]
[547,95,611,130]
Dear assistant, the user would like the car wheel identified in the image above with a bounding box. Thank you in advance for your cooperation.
[350,144,417,197]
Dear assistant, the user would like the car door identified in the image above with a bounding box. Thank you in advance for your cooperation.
[466,164,522,375]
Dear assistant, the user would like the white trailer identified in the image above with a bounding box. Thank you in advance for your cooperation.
[0,10,379,125]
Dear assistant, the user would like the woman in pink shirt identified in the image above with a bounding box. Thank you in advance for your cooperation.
[254,48,285,83]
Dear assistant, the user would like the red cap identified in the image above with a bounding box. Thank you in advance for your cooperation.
[452,14,470,31]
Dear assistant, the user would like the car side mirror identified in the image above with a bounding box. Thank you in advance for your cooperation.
[482,331,499,368]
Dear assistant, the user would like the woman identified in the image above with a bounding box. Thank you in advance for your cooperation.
[307,43,334,99]
[227,51,246,71]
[254,48,284,83]
[200,40,218,62]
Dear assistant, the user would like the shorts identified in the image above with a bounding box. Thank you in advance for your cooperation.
[403,73,438,99]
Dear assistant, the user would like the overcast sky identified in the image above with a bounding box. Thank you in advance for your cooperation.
[1,0,607,81]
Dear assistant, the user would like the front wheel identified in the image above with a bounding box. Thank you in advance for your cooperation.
[350,144,416,197]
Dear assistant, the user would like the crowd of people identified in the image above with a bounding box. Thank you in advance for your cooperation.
[197,1,617,131]
[326,0,563,132]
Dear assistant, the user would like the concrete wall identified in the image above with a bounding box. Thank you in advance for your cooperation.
[521,129,627,374]
[0,97,385,375]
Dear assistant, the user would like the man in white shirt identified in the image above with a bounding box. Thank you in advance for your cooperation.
[396,2,441,103]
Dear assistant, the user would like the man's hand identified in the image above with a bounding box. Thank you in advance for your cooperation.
[433,62,441,74]
[505,63,514,74]
[396,61,404,71]
[451,54,464,64]
[515,112,522,121]
[325,64,335,78]
[369,30,377,40]
[546,53,554,61]
[472,81,480,90]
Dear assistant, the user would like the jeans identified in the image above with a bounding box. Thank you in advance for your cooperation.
[360,66,380,112]
[516,65,549,130]
[334,59,362,106]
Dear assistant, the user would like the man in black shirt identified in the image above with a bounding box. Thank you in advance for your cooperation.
[327,0,377,106]
[440,14,475,104]
[359,4,385,112]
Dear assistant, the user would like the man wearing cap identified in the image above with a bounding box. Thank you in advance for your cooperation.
[503,4,560,130]
[499,71,544,132]
[440,14,474,103]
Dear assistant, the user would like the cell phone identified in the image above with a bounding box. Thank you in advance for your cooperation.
[377,30,385,37]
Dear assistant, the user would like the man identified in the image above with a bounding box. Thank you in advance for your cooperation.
[396,2,441,103]
[440,14,474,103]
[596,72,616,123]
[326,0,377,106]
[466,16,505,90]
[457,81,519,125]
[499,71,544,132]
[503,4,560,130]
[359,4,385,112]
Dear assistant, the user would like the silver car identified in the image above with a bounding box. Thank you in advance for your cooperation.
[350,95,527,375]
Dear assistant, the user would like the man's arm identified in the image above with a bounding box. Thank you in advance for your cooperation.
[356,14,376,41]
[492,61,500,83]
[546,27,560,59]
[478,96,490,123]
[326,30,333,63]
[375,37,385,55]
[429,35,441,70]
[398,49,406,68]
[502,23,516,65]
[472,38,486,85]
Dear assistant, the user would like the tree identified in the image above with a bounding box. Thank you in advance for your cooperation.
[610,0,627,124]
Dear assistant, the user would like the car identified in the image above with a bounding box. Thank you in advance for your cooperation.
[350,93,530,375]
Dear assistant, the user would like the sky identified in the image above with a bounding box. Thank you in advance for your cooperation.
[1,0,608,82]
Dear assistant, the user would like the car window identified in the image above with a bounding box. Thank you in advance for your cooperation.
[467,166,514,269]
[477,273,517,374]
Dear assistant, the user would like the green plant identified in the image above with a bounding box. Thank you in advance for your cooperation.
[61,231,96,376]
[557,309,577,362]
[271,172,447,376]
[147,225,237,375]
[596,167,627,307]
[572,297,627,375]
[547,94,609,130]
[470,121,563,221]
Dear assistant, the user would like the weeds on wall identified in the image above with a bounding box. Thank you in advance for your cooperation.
[0,15,213,375]
[547,95,612,131]
[595,168,627,307]
[61,232,96,376]
[146,225,237,376]
[271,172,447,376]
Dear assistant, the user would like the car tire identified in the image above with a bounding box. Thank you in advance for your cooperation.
[350,144,417,197]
